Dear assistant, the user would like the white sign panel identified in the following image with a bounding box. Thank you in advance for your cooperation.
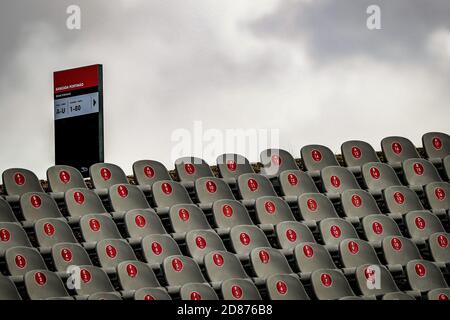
[54,92,99,120]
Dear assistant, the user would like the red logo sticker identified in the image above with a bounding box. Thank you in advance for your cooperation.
[264,201,276,214]
[227,160,237,172]
[14,172,25,186]
[393,192,405,205]
[351,146,362,159]
[144,295,155,300]
[61,248,73,262]
[126,263,138,278]
[151,242,162,255]
[286,229,297,242]
[351,194,362,207]
[330,176,341,188]
[307,198,318,211]
[34,272,47,286]
[15,255,26,269]
[179,208,190,221]
[222,204,233,217]
[311,150,322,162]
[89,218,101,231]
[105,245,117,258]
[437,234,448,248]
[287,173,298,186]
[30,194,42,208]
[432,137,442,150]
[184,163,195,175]
[73,191,85,205]
[144,166,155,178]
[320,273,332,287]
[161,182,172,195]
[205,180,217,193]
[438,294,449,301]
[43,223,55,236]
[59,170,71,184]
[259,249,270,264]
[232,285,243,299]
[190,291,202,300]
[195,236,206,249]
[392,142,402,154]
[276,281,288,295]
[172,258,183,272]
[100,167,111,181]
[80,269,91,283]
[303,245,314,258]
[435,187,446,201]
[330,225,342,238]
[413,163,424,175]
[372,221,383,235]
[239,232,250,246]
[415,216,426,230]
[117,185,128,198]
[364,266,377,284]
[415,263,426,277]
[135,214,146,228]
[369,167,380,179]
[247,178,258,191]
[347,240,359,254]
[391,237,403,251]
[213,253,224,266]
[271,155,282,166]
[0,229,10,242]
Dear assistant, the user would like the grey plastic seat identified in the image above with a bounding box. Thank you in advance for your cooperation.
[341,189,381,219]
[195,177,235,208]
[80,214,122,245]
[221,278,262,300]
[0,222,32,256]
[383,186,424,217]
[134,287,171,300]
[406,259,448,293]
[294,243,337,275]
[51,243,92,272]
[445,155,450,180]
[163,255,206,287]
[174,157,214,187]
[64,188,108,220]
[124,209,166,241]
[355,264,399,297]
[186,230,226,263]
[429,232,450,263]
[141,234,182,266]
[255,196,295,226]
[152,180,193,213]
[319,218,359,248]
[341,140,380,168]
[424,182,450,214]
[24,270,70,300]
[298,193,339,222]
[169,204,211,237]
[266,274,309,300]
[237,173,277,203]
[279,170,319,202]
[405,210,445,242]
[2,168,44,200]
[34,218,77,250]
[180,283,218,300]
[381,136,420,167]
[339,239,381,269]
[427,288,450,300]
[0,274,22,300]
[422,132,450,161]
[89,163,128,191]
[46,165,87,194]
[321,166,360,194]
[74,265,116,296]
[20,192,63,224]
[212,199,254,231]
[275,221,316,252]
[117,260,160,291]
[382,292,415,300]
[361,162,402,193]
[311,269,355,300]
[132,160,171,188]
[204,250,249,284]
[5,246,47,277]
[229,225,271,256]
[260,149,299,178]
[402,158,441,187]
[87,292,122,300]
[216,153,254,183]
[109,183,150,213]
[361,214,402,246]
[382,236,422,267]
[96,239,138,270]
[0,198,19,223]
[301,145,339,176]
[250,247,293,279]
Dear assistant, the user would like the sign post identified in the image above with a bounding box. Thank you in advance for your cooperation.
[53,64,104,176]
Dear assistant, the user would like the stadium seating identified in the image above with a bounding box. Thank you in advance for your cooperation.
[0,132,448,300]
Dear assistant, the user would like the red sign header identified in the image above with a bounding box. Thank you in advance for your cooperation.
[53,64,100,94]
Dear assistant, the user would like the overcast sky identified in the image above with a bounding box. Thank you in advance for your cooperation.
[0,0,449,178]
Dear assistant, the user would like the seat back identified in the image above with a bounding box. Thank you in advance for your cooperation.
[2,168,44,196]
[279,170,319,197]
[250,247,293,279]
[381,136,420,166]
[180,283,219,301]
[152,180,193,208]
[230,225,271,256]
[0,274,21,300]
[298,193,339,222]
[406,259,447,292]
[109,184,150,212]
[175,157,213,183]
[96,239,137,269]
[141,234,182,265]
[339,239,381,268]
[405,210,445,241]
[355,264,399,296]
[24,270,69,299]
[212,199,253,229]
[169,204,211,233]
[422,132,450,160]
[311,269,354,300]
[134,288,171,300]
[163,255,206,286]
[341,140,380,167]
[20,192,63,222]
[47,165,87,193]
[429,232,450,263]
[260,149,298,177]
[402,159,441,187]
[382,236,422,266]
[275,221,316,250]
[195,177,235,204]
[361,162,402,192]
[341,189,381,218]
[65,188,108,218]
[80,214,122,243]
[301,145,339,172]
[266,274,310,300]
[319,218,359,246]
[321,166,360,194]
[117,260,160,291]
[255,196,295,225]
[221,278,262,300]
[0,222,32,256]
[124,209,166,239]
[383,186,424,216]
[186,230,226,262]
[361,214,402,244]
[294,243,336,273]
[132,160,171,187]
[237,173,277,200]
[89,163,128,189]
[51,243,92,272]
[204,250,248,283]
[5,246,47,276]
[424,182,450,211]
[74,265,115,295]
[216,154,254,180]
[34,218,77,248]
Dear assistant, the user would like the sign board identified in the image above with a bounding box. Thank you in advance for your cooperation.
[54,64,104,176]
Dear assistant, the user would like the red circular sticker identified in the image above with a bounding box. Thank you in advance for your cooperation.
[15,255,27,269]
[30,195,42,208]
[151,242,162,255]
[239,232,250,246]
[391,142,402,154]
[413,163,424,176]
[247,178,258,192]
[347,240,359,254]
[184,163,196,175]
[135,214,146,228]
[80,269,91,283]
[195,236,206,249]
[271,155,282,166]
[286,229,297,242]
[330,225,342,238]
[393,192,405,205]
[320,273,332,287]
[415,216,426,230]
[144,295,155,300]
[190,291,202,300]
[259,249,270,264]
[89,218,101,231]
[351,194,362,207]
[172,258,183,272]
[61,248,73,262]
[287,173,298,186]
[205,180,217,193]
[179,208,190,221]
[307,198,318,211]
[372,221,383,235]
[438,293,449,301]
[117,185,129,198]
[34,272,47,286]
[126,263,138,278]
[369,167,380,179]
[227,160,237,172]
[437,234,448,248]
[330,176,341,188]
[264,201,276,214]
[14,172,25,186]
[276,281,288,295]
[213,253,224,266]
[74,191,85,205]
[391,237,403,251]
[303,245,314,258]
[43,223,55,236]
[231,285,243,299]
[161,182,172,195]
[144,166,155,178]
[222,204,233,217]
[105,245,117,258]
[351,146,362,159]
[311,150,322,162]
[0,229,11,242]
[435,187,446,201]
[100,167,111,181]
[432,137,442,150]
[59,170,71,184]
[415,263,426,277]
